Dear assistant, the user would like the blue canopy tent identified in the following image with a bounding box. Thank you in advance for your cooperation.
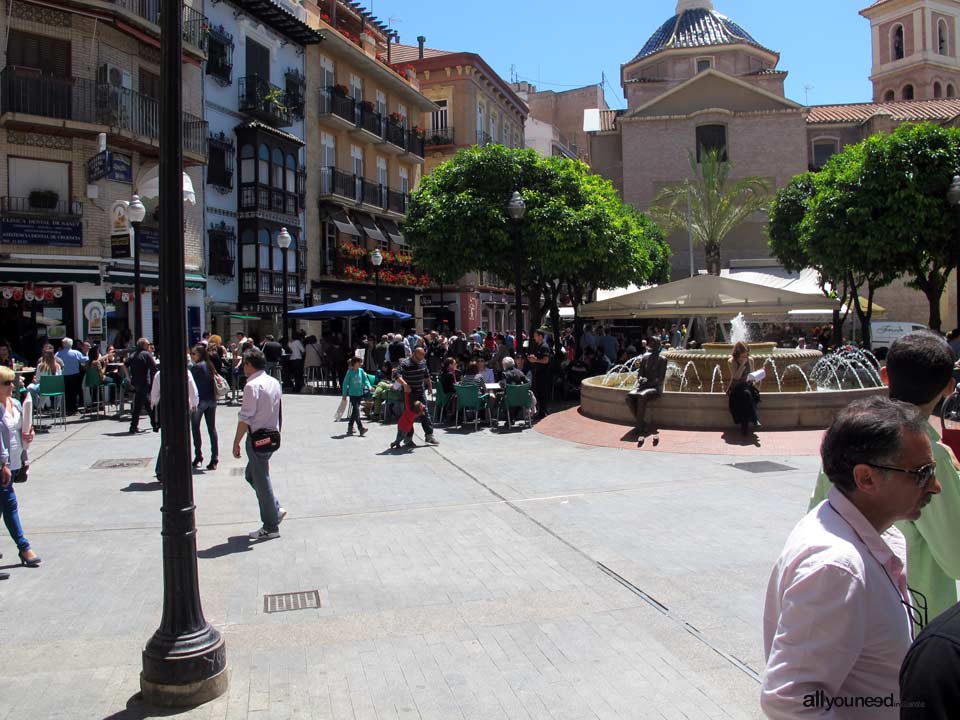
[289,299,412,348]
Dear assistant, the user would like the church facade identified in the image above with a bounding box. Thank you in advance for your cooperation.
[586,0,960,325]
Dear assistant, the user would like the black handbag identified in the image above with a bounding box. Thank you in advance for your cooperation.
[250,399,282,453]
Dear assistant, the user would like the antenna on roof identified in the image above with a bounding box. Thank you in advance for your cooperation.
[804,84,814,105]
[388,15,401,30]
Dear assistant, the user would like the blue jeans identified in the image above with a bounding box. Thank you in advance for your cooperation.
[191,400,219,462]
[0,483,30,551]
[245,436,281,532]
[347,396,364,433]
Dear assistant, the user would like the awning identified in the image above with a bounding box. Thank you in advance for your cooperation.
[107,270,206,289]
[0,264,101,284]
[328,209,360,237]
[135,165,197,205]
[185,273,207,289]
[354,212,386,244]
[378,218,405,246]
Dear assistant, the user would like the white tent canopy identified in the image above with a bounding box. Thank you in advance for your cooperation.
[135,164,196,205]
[579,273,840,320]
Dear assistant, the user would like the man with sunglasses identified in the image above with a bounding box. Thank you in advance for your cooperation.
[809,331,960,623]
[763,397,941,718]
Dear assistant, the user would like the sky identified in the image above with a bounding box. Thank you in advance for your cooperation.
[359,0,874,108]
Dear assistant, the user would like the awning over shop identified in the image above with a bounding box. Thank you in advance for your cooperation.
[354,212,386,244]
[185,273,207,289]
[378,218,405,246]
[106,269,206,289]
[327,209,360,237]
[0,264,101,284]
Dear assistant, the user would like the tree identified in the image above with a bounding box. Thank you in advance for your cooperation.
[402,145,668,344]
[768,173,854,348]
[650,148,771,275]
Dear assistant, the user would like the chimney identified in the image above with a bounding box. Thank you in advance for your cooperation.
[387,31,392,65]
[417,35,426,59]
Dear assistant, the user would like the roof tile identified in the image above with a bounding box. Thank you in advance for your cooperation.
[806,98,960,124]
[631,7,772,63]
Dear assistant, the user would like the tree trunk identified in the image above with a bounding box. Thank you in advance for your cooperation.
[705,242,721,276]
[912,269,947,333]
[850,277,874,350]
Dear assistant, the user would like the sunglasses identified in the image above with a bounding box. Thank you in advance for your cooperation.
[866,462,937,491]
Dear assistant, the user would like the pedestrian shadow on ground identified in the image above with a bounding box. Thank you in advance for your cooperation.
[721,429,761,447]
[102,692,186,719]
[103,430,147,437]
[197,535,254,559]
[120,481,162,492]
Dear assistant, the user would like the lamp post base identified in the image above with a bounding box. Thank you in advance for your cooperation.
[141,626,227,708]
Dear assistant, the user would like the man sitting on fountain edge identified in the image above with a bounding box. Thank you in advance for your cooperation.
[628,336,667,447]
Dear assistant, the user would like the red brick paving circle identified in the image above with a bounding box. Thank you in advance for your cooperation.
[534,405,823,456]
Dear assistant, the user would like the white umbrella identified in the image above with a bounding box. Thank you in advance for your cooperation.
[134,164,196,205]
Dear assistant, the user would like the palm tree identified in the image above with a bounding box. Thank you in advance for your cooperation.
[651,148,771,276]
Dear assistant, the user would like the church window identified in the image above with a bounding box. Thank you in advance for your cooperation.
[903,84,914,100]
[939,19,949,55]
[696,58,712,73]
[695,124,727,162]
[812,140,839,170]
[949,84,957,98]
[893,24,905,60]
[884,90,896,102]
[935,82,943,98]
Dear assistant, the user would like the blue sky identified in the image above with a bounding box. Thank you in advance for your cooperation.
[362,0,873,108]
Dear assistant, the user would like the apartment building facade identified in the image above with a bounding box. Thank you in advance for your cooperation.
[512,81,607,164]
[391,40,528,333]
[301,1,434,331]
[0,0,209,353]
[203,0,320,340]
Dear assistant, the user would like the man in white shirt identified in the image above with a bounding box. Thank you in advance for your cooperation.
[287,333,305,394]
[762,396,940,718]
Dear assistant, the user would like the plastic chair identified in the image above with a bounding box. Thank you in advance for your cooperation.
[454,383,491,431]
[38,374,66,430]
[432,382,452,424]
[82,367,108,419]
[503,383,533,428]
[381,386,404,423]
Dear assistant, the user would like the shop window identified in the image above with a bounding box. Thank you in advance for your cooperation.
[695,124,727,162]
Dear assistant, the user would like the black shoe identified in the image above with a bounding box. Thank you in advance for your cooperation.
[128,427,138,434]
[206,460,218,471]
[0,571,8,580]
[652,435,660,447]
[192,456,203,469]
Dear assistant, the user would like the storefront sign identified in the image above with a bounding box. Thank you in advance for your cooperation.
[108,153,133,183]
[138,227,160,254]
[83,299,106,337]
[110,200,131,258]
[0,218,82,246]
[111,230,132,259]
[43,307,63,322]
[87,150,110,182]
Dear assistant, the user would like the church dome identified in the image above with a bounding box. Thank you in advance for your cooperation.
[630,0,772,64]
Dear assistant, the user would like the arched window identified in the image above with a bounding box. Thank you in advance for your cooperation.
[884,89,896,102]
[241,228,255,269]
[935,82,943,98]
[272,148,283,188]
[939,19,949,55]
[903,84,915,100]
[258,228,270,269]
[240,145,254,184]
[258,144,269,184]
[695,124,727,162]
[288,233,298,273]
[893,24,905,60]
[286,154,296,192]
[949,84,957,98]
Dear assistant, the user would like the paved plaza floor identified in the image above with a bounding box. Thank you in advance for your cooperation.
[0,394,823,719]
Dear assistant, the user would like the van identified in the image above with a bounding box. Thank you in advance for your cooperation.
[871,321,929,358]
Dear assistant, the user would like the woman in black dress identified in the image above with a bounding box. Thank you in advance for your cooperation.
[727,341,760,435]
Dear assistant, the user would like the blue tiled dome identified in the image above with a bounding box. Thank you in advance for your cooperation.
[631,6,769,63]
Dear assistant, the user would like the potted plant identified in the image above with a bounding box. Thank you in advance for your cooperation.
[28,189,59,210]
[388,112,404,125]
[360,100,375,113]
[333,83,349,97]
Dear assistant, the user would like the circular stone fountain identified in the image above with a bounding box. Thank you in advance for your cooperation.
[663,342,822,393]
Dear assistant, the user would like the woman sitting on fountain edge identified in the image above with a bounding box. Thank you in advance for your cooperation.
[727,342,761,435]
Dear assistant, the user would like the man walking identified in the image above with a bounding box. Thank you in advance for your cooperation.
[527,329,552,421]
[56,338,86,414]
[809,331,960,622]
[763,396,940,718]
[233,349,285,541]
[287,332,305,393]
[629,336,667,446]
[399,346,437,445]
[127,337,156,433]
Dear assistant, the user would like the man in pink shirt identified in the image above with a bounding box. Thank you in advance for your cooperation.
[762,396,941,718]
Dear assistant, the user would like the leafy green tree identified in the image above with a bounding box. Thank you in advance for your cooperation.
[402,145,668,343]
[651,148,771,275]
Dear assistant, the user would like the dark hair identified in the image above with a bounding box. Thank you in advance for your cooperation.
[821,396,924,492]
[443,357,456,370]
[350,356,362,366]
[887,331,955,405]
[192,343,217,378]
[243,348,266,370]
[466,361,479,375]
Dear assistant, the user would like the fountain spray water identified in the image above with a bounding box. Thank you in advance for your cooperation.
[710,365,725,393]
[729,313,751,345]
[678,362,703,392]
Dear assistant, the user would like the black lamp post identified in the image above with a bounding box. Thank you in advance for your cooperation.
[371,248,383,335]
[948,175,960,329]
[278,227,292,341]
[507,191,526,353]
[128,194,146,341]
[140,0,227,707]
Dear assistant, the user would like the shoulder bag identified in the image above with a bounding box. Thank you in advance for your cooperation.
[250,399,282,453]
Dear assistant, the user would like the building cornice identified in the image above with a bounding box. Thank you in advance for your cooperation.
[404,52,528,118]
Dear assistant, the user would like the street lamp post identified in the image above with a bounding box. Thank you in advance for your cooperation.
[128,194,146,340]
[278,227,292,341]
[948,175,960,329]
[507,191,526,354]
[140,0,227,707]
[371,248,383,336]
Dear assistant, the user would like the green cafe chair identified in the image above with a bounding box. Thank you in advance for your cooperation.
[503,382,533,428]
[38,374,67,431]
[454,383,491,431]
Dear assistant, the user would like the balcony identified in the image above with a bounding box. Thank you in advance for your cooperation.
[353,105,383,141]
[476,130,493,147]
[384,120,406,152]
[238,182,299,220]
[318,167,410,216]
[319,87,357,130]
[108,0,209,53]
[425,126,454,148]
[406,129,425,159]
[319,167,360,202]
[0,68,207,160]
[240,270,299,302]
[238,75,291,128]
[1,195,82,217]
[387,189,407,215]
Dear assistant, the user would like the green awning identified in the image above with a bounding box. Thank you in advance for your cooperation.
[0,264,101,284]
[106,271,206,289]
[229,314,259,320]
[186,273,207,289]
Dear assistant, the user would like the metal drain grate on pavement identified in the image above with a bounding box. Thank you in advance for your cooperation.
[264,590,321,614]
[91,458,153,469]
[728,461,796,474]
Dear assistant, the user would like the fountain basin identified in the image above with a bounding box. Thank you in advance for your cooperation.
[580,374,884,430]
[663,345,823,393]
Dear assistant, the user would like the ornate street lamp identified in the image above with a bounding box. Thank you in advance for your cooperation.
[371,247,383,335]
[140,0,227,706]
[507,191,526,353]
[127,194,146,341]
[278,227,292,342]
[948,175,960,328]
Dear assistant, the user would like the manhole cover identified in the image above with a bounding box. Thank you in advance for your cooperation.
[728,461,796,474]
[264,590,321,614]
[91,458,153,469]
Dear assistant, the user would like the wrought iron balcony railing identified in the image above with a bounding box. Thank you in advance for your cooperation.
[1,195,83,217]
[238,75,292,128]
[319,87,356,125]
[108,0,209,51]
[425,126,454,147]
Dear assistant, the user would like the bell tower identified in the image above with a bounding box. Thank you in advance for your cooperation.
[861,0,960,102]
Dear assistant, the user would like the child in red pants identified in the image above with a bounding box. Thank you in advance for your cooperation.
[390,378,425,449]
